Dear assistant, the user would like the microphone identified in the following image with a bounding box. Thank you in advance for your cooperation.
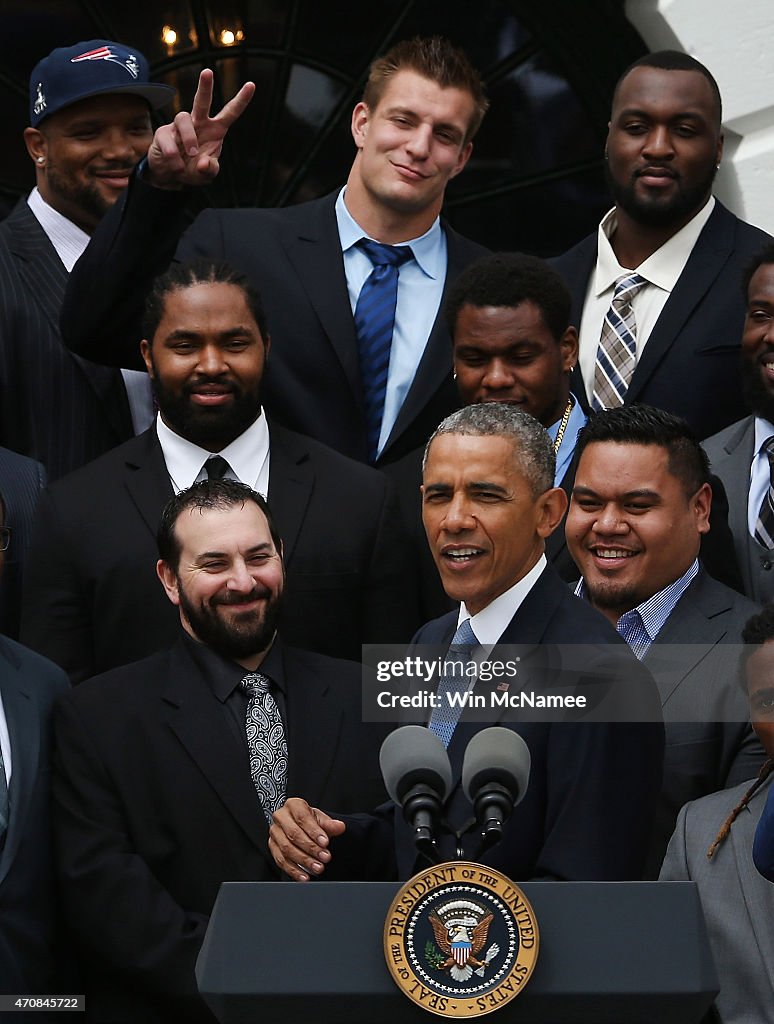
[380,726,452,859]
[462,728,531,851]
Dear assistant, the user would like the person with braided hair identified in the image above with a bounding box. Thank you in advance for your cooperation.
[660,604,774,1023]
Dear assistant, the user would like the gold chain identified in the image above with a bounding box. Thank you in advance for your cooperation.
[553,397,574,455]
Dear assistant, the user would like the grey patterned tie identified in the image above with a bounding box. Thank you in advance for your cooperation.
[428,618,478,748]
[241,672,288,823]
[592,273,648,410]
[755,437,774,548]
[0,746,8,852]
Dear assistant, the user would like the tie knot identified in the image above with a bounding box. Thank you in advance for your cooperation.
[241,672,271,697]
[450,618,478,650]
[612,273,647,305]
[357,238,413,269]
[205,455,232,481]
[763,437,774,460]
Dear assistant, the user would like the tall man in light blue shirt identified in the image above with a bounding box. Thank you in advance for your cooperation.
[61,37,491,466]
[566,404,764,874]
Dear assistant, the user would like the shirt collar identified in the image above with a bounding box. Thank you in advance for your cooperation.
[754,416,774,455]
[26,186,91,271]
[593,196,715,296]
[334,186,443,280]
[156,410,270,493]
[459,555,547,647]
[576,558,699,644]
[181,630,286,702]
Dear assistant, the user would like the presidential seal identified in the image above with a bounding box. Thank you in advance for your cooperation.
[383,862,539,1017]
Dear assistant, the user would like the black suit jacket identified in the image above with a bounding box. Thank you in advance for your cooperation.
[20,420,418,682]
[0,447,46,640]
[0,637,68,999]
[61,181,488,464]
[52,637,389,1023]
[641,569,764,876]
[342,565,664,883]
[551,201,771,439]
[0,199,133,481]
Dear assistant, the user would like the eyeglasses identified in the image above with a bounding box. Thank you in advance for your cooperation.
[0,527,11,552]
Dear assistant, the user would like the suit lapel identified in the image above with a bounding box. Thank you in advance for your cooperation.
[6,201,131,439]
[162,642,272,860]
[283,650,343,807]
[714,418,757,596]
[122,430,175,537]
[0,653,40,887]
[627,204,734,402]
[645,572,732,707]
[266,423,314,565]
[277,195,362,400]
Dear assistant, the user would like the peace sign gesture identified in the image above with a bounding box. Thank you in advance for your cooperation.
[147,69,255,188]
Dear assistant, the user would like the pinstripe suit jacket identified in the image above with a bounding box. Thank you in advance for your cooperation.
[0,447,46,640]
[0,199,133,481]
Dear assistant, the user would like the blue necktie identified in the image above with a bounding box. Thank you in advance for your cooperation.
[428,618,478,748]
[354,239,413,462]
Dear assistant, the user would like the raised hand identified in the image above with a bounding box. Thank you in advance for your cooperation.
[146,68,255,188]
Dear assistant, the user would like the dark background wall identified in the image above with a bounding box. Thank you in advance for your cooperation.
[0,0,646,255]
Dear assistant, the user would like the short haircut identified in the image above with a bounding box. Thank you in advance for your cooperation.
[574,405,710,497]
[424,402,554,496]
[739,604,774,690]
[742,243,774,299]
[157,479,282,571]
[614,49,722,126]
[142,260,269,343]
[444,252,571,341]
[362,36,489,142]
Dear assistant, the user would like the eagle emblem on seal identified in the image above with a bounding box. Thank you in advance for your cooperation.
[428,899,500,982]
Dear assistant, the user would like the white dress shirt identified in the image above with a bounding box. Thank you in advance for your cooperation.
[0,689,11,785]
[156,411,270,495]
[579,197,716,398]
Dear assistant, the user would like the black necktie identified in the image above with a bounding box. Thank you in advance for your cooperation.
[205,455,232,481]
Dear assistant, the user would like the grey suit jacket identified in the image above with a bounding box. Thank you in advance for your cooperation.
[642,570,764,875]
[703,416,774,605]
[0,199,133,481]
[661,775,774,1023]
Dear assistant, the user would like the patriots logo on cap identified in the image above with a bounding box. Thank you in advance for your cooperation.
[33,82,46,116]
[70,45,140,79]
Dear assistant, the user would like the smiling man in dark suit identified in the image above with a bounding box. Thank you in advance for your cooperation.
[566,405,764,875]
[270,404,664,884]
[61,36,489,466]
[53,480,388,1023]
[552,50,770,440]
[0,39,175,480]
[21,261,414,682]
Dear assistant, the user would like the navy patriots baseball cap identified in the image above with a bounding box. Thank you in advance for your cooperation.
[29,40,175,126]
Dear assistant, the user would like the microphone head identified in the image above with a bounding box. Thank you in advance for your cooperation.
[380,726,453,805]
[461,727,531,807]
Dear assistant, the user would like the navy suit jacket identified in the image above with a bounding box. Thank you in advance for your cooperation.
[338,564,664,883]
[61,181,489,464]
[21,419,418,683]
[0,637,68,997]
[53,637,388,1023]
[0,447,46,640]
[551,201,771,439]
[0,200,133,480]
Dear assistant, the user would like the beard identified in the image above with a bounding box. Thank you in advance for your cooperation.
[47,165,112,224]
[583,576,641,621]
[151,373,262,451]
[178,579,281,661]
[741,352,774,423]
[605,158,717,228]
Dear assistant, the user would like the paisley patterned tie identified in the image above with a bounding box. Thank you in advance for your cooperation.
[241,672,288,823]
